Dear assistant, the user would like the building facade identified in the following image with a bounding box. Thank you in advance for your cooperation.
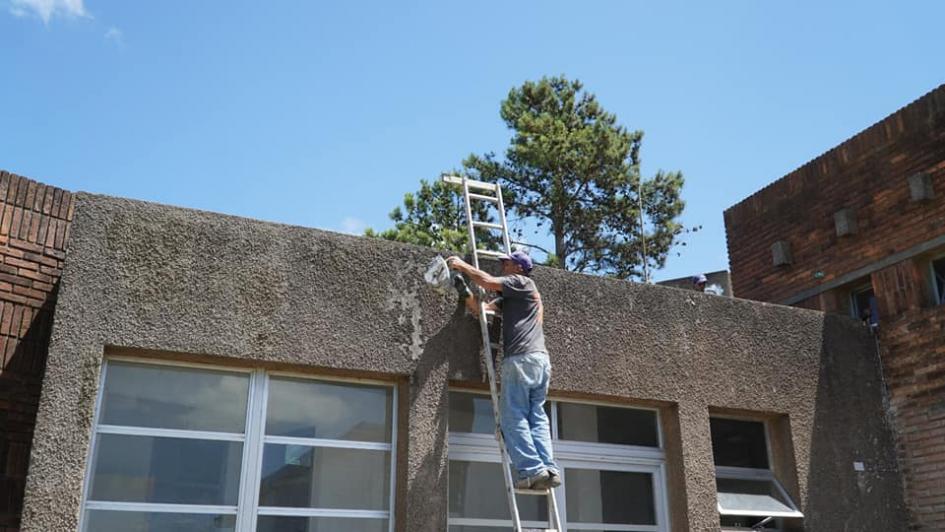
[3,189,909,531]
[725,83,945,529]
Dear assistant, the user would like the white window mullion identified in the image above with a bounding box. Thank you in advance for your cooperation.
[565,523,660,531]
[262,435,391,451]
[448,516,558,528]
[654,464,671,532]
[85,501,238,515]
[257,507,389,519]
[550,399,559,440]
[78,360,110,532]
[387,385,398,532]
[95,424,244,442]
[236,369,269,532]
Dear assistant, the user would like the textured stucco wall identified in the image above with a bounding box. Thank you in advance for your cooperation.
[21,194,907,531]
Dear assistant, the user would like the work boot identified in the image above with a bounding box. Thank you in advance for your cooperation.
[514,470,550,489]
[533,469,561,490]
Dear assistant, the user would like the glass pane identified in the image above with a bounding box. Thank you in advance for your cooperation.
[259,444,390,510]
[557,403,659,447]
[717,478,796,515]
[448,460,546,522]
[101,361,249,433]
[256,516,388,532]
[266,377,392,442]
[449,392,494,434]
[88,434,243,505]
[710,418,769,469]
[83,510,236,532]
[565,468,655,525]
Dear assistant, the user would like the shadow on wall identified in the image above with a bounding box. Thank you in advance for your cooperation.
[404,303,480,532]
[804,313,908,531]
[0,282,59,531]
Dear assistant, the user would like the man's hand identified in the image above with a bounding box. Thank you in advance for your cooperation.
[447,256,503,292]
[446,256,469,272]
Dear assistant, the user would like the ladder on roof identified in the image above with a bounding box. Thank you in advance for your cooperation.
[443,174,562,532]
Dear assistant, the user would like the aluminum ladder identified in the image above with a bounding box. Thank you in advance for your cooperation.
[443,174,562,532]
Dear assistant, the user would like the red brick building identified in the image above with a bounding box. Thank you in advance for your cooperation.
[725,83,945,530]
[0,172,72,532]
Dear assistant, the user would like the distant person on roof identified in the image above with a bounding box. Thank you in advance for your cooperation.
[692,274,708,292]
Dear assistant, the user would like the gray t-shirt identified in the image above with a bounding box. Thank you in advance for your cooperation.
[500,274,548,357]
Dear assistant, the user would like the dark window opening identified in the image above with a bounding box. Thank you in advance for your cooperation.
[851,286,878,327]
[932,257,945,306]
[710,418,769,469]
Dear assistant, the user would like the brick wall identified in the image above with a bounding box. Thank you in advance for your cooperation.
[879,305,945,530]
[724,84,945,530]
[725,83,945,304]
[0,171,72,532]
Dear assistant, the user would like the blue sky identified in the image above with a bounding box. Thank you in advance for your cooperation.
[2,0,943,282]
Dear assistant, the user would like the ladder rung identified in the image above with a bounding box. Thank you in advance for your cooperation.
[442,175,498,192]
[515,488,553,495]
[468,192,499,203]
[476,249,507,258]
[472,221,504,230]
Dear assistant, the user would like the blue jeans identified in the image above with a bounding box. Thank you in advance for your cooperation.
[500,352,558,480]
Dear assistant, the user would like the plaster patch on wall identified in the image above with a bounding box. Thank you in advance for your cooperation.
[385,285,425,361]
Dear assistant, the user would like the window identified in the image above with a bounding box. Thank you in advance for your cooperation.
[447,391,669,531]
[850,285,878,327]
[931,256,945,306]
[710,417,801,530]
[81,359,396,532]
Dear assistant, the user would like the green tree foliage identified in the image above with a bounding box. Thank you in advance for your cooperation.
[365,178,497,253]
[465,75,689,279]
[369,76,692,279]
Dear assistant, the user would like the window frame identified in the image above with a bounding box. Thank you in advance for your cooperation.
[709,415,802,527]
[79,356,398,532]
[929,254,945,306]
[447,389,671,532]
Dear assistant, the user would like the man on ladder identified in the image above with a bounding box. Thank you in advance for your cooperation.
[447,251,561,491]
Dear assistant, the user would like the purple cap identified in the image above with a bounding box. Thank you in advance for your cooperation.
[692,274,708,284]
[500,250,534,273]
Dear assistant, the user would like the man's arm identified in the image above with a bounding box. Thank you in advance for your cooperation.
[446,257,503,292]
[535,290,543,325]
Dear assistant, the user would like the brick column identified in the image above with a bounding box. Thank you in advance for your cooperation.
[0,172,72,532]
[879,308,945,530]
